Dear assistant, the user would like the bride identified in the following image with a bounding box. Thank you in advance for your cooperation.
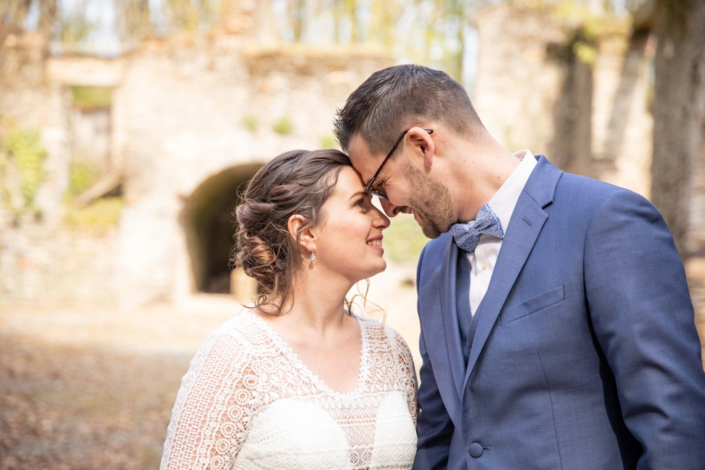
[160,149,418,470]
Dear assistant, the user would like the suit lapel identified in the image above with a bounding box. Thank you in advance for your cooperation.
[440,238,469,398]
[416,234,463,418]
[462,156,562,388]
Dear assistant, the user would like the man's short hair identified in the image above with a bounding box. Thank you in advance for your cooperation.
[334,64,486,155]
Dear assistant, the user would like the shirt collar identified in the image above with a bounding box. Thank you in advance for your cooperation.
[487,149,537,232]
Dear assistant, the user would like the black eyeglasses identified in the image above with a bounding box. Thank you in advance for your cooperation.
[364,128,433,200]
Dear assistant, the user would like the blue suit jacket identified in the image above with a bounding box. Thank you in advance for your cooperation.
[412,156,705,470]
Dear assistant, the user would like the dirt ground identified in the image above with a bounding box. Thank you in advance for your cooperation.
[0,333,183,469]
[1,280,703,469]
[0,263,422,470]
[0,302,235,470]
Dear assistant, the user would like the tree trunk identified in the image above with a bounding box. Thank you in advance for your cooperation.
[37,0,57,39]
[651,0,705,258]
[290,0,305,43]
[0,0,31,45]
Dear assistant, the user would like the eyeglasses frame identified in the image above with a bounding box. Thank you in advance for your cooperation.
[364,128,434,201]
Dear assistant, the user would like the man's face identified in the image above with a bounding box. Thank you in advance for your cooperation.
[347,133,455,239]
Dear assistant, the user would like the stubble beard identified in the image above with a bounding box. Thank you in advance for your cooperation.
[402,158,455,239]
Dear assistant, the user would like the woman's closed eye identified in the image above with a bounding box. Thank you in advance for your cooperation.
[354,198,368,212]
[352,191,374,212]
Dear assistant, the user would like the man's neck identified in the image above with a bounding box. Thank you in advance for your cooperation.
[451,141,520,222]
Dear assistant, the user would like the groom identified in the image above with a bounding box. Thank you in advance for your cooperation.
[334,65,705,469]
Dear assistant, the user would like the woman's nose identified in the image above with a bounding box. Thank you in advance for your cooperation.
[372,205,391,229]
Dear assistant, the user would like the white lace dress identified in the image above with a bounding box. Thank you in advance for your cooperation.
[160,310,418,470]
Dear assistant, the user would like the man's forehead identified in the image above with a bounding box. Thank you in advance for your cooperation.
[347,134,380,179]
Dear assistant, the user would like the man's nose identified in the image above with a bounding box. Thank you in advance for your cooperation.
[381,199,409,218]
[372,206,391,229]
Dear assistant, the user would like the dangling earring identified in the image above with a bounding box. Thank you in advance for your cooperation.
[310,251,316,262]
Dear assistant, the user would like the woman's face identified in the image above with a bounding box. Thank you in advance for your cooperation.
[312,166,391,282]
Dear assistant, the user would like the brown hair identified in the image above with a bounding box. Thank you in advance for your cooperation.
[334,64,487,155]
[232,149,352,315]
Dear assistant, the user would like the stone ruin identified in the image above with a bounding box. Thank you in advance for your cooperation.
[0,3,703,321]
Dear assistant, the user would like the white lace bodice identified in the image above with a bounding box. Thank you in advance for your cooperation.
[161,311,418,470]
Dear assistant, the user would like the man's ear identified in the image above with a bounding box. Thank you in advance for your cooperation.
[288,215,316,254]
[406,127,435,169]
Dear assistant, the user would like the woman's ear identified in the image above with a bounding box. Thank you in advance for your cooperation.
[288,215,316,253]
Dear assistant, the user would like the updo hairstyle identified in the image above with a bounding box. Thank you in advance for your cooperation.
[233,149,352,315]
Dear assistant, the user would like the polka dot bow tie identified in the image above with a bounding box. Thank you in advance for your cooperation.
[450,204,505,253]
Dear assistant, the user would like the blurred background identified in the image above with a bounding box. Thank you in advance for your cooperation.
[1,0,704,468]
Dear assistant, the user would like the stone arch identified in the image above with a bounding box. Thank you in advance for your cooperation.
[181,163,263,294]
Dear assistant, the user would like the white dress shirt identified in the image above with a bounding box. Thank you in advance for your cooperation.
[466,150,537,315]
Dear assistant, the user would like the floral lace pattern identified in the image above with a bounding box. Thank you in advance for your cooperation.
[161,311,418,470]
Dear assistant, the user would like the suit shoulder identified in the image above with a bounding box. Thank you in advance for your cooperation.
[556,172,653,211]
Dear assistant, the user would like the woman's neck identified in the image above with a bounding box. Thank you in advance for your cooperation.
[271,265,354,336]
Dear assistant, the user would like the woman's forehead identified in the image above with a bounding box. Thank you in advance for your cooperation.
[334,166,365,195]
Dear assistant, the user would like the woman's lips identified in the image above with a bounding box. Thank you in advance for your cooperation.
[366,238,384,254]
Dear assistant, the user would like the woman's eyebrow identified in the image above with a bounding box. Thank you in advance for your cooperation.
[348,190,369,200]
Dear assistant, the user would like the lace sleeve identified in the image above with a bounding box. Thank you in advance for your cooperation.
[161,331,258,470]
[391,330,418,425]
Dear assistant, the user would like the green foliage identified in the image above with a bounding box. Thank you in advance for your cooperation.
[64,197,124,230]
[554,0,629,67]
[383,214,429,265]
[71,86,113,109]
[573,41,598,66]
[67,161,102,199]
[166,0,222,32]
[0,148,12,218]
[244,115,259,132]
[554,1,594,28]
[273,117,294,135]
[320,134,339,149]
[64,162,124,231]
[555,1,629,40]
[59,7,95,43]
[2,125,47,215]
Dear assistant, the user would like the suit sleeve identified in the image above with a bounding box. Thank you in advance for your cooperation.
[412,245,455,470]
[584,190,705,470]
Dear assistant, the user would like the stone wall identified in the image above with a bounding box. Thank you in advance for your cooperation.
[1,34,73,227]
[0,226,119,306]
[589,32,654,197]
[474,5,654,198]
[115,39,390,307]
[474,6,567,157]
[0,31,391,308]
[1,4,703,314]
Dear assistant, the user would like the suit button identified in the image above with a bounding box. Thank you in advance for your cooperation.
[468,442,483,458]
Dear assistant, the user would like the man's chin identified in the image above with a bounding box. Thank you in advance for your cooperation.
[419,219,443,239]
[412,207,451,239]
